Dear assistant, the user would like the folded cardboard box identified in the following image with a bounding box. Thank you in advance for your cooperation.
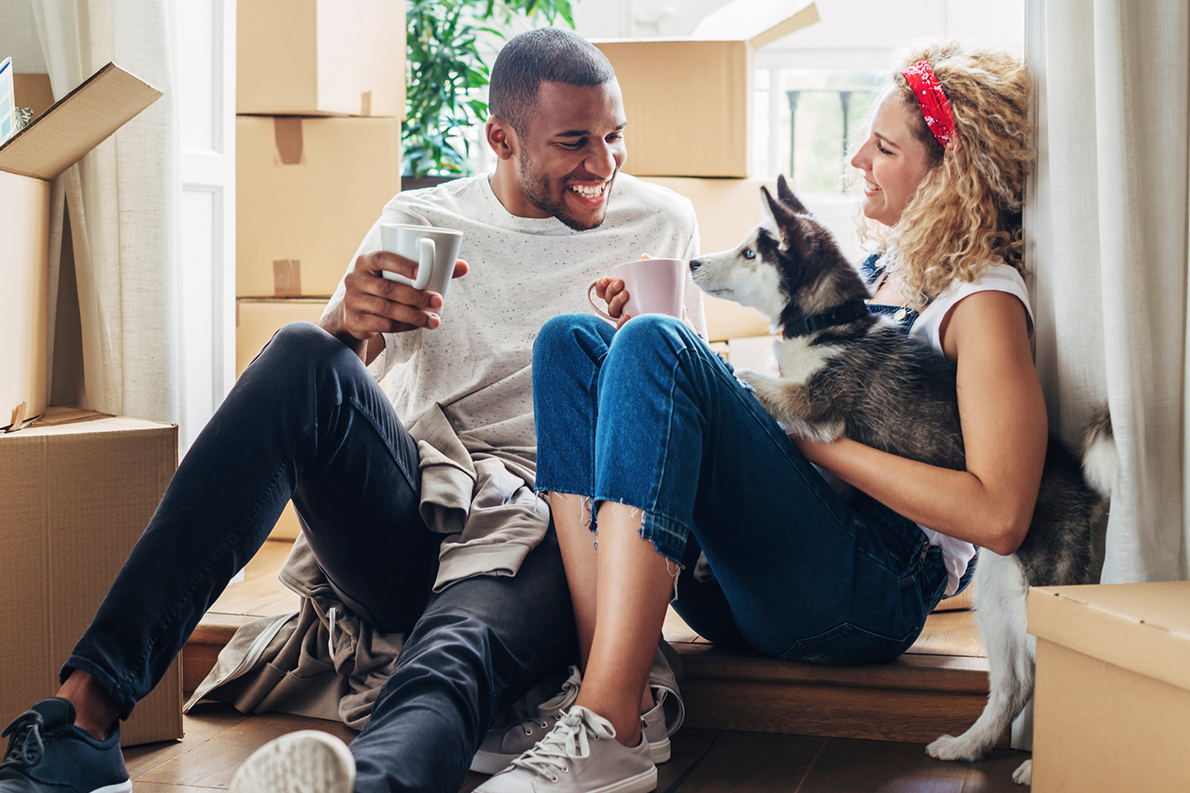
[0,64,162,430]
[1029,582,1190,792]
[0,409,182,746]
[236,298,327,540]
[237,115,401,298]
[238,0,405,117]
[595,0,818,178]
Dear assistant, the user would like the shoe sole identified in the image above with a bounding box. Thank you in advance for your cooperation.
[592,766,658,793]
[230,730,355,793]
[648,735,670,764]
[471,736,671,775]
[89,783,132,793]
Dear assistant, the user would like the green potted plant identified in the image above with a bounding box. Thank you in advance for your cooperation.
[403,0,575,186]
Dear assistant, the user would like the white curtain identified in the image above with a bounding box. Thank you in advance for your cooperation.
[30,0,180,423]
[1027,0,1189,582]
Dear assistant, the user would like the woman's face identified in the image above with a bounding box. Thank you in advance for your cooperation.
[850,94,935,227]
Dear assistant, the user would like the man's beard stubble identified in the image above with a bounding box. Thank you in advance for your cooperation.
[517,150,613,232]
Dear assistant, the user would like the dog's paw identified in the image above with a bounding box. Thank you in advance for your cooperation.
[1012,759,1032,786]
[732,367,770,391]
[926,734,983,762]
[693,552,716,584]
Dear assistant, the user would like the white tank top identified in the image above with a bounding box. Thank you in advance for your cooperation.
[908,263,1033,596]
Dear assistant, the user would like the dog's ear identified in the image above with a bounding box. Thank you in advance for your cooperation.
[760,186,813,260]
[760,186,793,229]
[775,175,809,215]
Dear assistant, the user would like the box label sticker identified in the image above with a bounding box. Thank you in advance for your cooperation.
[0,57,14,146]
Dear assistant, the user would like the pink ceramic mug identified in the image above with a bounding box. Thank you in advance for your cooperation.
[587,258,687,321]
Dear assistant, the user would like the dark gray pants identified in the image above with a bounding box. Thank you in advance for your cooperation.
[66,322,578,792]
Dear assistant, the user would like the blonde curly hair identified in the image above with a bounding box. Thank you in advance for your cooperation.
[855,42,1035,304]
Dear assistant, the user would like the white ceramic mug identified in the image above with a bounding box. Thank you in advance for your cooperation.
[379,224,464,308]
[588,258,687,320]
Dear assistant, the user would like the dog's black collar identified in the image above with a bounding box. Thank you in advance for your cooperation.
[783,300,870,338]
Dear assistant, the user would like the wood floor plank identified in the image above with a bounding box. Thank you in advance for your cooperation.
[138,712,356,787]
[904,611,986,658]
[207,541,301,618]
[134,784,223,792]
[657,727,720,793]
[670,731,825,792]
[797,737,968,793]
[125,703,249,779]
[675,646,991,692]
[959,749,1032,793]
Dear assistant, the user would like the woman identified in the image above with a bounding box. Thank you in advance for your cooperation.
[478,43,1040,793]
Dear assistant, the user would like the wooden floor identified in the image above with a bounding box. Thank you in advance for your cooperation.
[164,540,1022,791]
[124,703,1029,792]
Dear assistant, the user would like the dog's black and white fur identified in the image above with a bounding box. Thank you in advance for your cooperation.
[688,176,1114,786]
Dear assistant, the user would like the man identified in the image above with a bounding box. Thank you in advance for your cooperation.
[0,28,700,793]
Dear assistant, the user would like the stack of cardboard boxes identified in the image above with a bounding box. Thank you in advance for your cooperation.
[593,0,820,366]
[235,0,405,539]
[0,65,182,746]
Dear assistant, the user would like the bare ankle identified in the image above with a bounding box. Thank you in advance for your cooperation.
[574,696,641,748]
[57,670,121,740]
[639,685,656,714]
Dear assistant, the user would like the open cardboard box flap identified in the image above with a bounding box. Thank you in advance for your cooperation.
[1029,582,1190,693]
[692,0,820,47]
[0,62,162,181]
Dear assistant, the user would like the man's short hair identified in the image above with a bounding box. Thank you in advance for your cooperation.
[488,28,615,137]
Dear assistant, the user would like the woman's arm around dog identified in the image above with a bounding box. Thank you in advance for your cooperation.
[796,290,1047,556]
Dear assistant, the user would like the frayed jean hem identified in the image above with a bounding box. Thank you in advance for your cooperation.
[592,497,688,565]
[537,486,690,566]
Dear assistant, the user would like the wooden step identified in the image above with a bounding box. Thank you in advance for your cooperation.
[672,641,994,744]
[184,540,997,746]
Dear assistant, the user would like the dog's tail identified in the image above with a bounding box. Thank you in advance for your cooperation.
[1081,405,1117,499]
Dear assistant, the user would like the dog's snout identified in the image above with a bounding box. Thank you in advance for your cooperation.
[689,259,702,272]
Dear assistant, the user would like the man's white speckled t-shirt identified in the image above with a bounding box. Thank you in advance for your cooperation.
[327,172,704,474]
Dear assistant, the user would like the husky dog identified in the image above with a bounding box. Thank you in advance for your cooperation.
[689,176,1113,786]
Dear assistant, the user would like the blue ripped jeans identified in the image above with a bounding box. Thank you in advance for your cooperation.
[532,314,949,664]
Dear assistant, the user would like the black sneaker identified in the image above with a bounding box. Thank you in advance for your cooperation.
[0,698,130,793]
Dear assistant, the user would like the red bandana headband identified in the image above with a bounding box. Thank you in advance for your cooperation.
[902,60,957,150]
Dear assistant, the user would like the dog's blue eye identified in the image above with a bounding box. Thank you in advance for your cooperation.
[743,248,756,259]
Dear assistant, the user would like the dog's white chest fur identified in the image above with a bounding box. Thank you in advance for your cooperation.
[772,336,841,385]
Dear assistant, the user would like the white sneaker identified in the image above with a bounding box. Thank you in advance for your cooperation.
[472,669,671,774]
[230,730,355,793]
[471,666,583,774]
[475,706,656,793]
[640,691,670,764]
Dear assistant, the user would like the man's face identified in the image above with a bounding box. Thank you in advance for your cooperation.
[513,80,628,231]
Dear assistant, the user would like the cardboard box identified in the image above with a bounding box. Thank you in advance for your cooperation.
[236,298,328,378]
[1028,582,1190,792]
[12,73,55,119]
[238,0,405,117]
[236,115,401,298]
[0,409,182,746]
[595,0,819,178]
[0,64,162,430]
